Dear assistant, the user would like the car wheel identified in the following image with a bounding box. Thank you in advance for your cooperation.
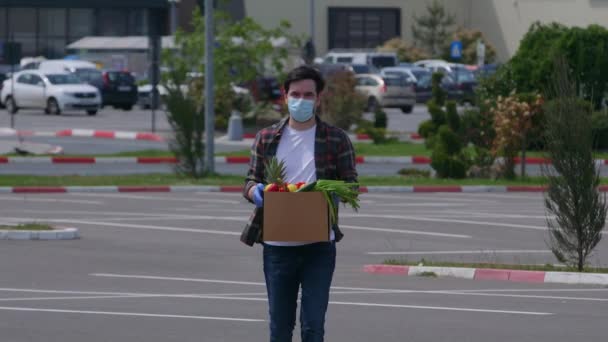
[86,109,98,116]
[400,105,413,114]
[367,97,379,112]
[47,98,61,115]
[5,96,19,114]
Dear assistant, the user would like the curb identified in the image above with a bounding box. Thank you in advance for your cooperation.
[363,264,608,286]
[1,128,165,142]
[3,155,606,166]
[1,185,607,194]
[0,227,79,240]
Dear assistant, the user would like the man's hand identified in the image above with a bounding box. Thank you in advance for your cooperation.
[250,183,265,208]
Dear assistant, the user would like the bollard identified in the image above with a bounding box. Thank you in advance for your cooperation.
[227,110,244,141]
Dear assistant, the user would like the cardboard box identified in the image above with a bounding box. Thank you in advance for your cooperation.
[263,191,330,242]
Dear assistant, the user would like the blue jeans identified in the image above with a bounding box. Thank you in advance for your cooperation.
[263,242,336,342]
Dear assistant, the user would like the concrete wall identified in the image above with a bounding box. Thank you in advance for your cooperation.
[242,0,608,61]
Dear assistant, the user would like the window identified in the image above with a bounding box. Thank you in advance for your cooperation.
[328,8,400,49]
[68,9,94,42]
[17,74,31,84]
[38,9,67,59]
[8,8,37,56]
[29,74,43,86]
[0,8,6,38]
[99,9,127,36]
[128,9,148,35]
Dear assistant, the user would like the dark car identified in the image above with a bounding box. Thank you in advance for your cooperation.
[449,67,478,104]
[415,72,462,103]
[75,69,138,110]
[0,73,6,108]
[350,64,380,75]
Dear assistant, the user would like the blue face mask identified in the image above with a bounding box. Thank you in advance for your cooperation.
[288,97,315,123]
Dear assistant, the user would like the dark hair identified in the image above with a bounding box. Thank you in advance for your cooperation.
[283,65,325,94]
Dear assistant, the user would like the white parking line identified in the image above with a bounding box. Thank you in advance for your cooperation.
[340,225,471,239]
[367,249,551,255]
[0,306,265,322]
[1,218,241,236]
[69,193,242,204]
[0,196,103,205]
[342,213,548,231]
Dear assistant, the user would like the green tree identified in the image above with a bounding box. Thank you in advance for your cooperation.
[543,59,607,271]
[411,0,456,57]
[377,38,431,63]
[161,8,299,177]
[509,22,608,109]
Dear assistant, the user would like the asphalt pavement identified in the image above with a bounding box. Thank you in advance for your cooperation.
[0,192,607,341]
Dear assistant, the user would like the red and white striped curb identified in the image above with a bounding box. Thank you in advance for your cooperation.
[1,128,165,142]
[1,185,607,194]
[363,264,608,286]
[4,155,603,166]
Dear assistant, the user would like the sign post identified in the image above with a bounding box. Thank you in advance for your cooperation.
[450,41,463,61]
[476,39,486,67]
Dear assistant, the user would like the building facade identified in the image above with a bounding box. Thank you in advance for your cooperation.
[0,0,168,63]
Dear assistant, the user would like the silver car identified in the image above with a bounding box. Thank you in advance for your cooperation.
[355,74,416,113]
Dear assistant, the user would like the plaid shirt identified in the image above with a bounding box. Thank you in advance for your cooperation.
[240,116,358,246]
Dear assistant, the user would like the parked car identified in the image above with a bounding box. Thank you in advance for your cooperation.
[449,67,478,104]
[355,74,416,114]
[76,69,138,110]
[314,63,354,78]
[323,50,398,69]
[0,72,7,108]
[381,66,434,103]
[0,70,101,115]
[413,59,456,74]
[350,64,380,75]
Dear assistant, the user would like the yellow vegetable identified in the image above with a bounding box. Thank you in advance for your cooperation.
[287,184,298,192]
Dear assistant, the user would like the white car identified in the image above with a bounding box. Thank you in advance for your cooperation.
[0,70,101,116]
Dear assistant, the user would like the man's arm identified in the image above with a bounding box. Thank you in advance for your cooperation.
[243,132,265,203]
[336,130,358,184]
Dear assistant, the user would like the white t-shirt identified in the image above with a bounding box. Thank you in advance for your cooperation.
[265,124,335,246]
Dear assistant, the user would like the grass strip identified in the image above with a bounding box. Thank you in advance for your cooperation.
[0,223,53,231]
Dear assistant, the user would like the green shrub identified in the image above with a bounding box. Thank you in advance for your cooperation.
[436,125,462,155]
[592,110,608,149]
[431,73,446,106]
[430,149,467,179]
[427,100,446,127]
[417,120,437,139]
[374,108,388,128]
[398,168,431,178]
[445,101,460,132]
[320,71,366,130]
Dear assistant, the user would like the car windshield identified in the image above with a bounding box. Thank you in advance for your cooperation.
[351,65,369,74]
[371,56,397,68]
[75,68,103,83]
[383,77,406,87]
[46,74,83,85]
[411,70,431,80]
[452,68,476,82]
[108,72,135,83]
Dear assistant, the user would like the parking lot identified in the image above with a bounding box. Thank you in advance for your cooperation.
[1,192,607,341]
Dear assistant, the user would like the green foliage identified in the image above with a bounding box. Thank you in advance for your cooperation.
[543,61,607,271]
[164,85,205,178]
[377,38,431,63]
[430,149,467,179]
[442,27,497,64]
[374,108,388,129]
[162,8,299,121]
[431,73,446,106]
[592,111,608,149]
[397,168,431,178]
[445,101,460,132]
[417,120,437,139]
[411,0,456,56]
[508,22,608,109]
[320,71,366,130]
[436,125,462,155]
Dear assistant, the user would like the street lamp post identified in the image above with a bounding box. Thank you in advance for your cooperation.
[168,0,180,35]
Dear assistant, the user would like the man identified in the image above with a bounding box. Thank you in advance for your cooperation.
[241,65,358,342]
